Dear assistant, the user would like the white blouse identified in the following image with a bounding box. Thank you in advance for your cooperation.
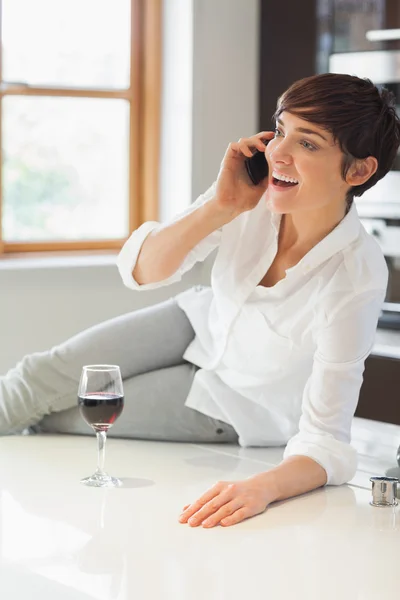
[117,182,388,486]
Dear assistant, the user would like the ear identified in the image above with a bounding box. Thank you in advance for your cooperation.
[345,156,378,186]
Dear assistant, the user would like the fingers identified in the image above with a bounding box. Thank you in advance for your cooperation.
[259,130,275,141]
[186,487,235,526]
[179,476,271,529]
[180,483,243,527]
[200,499,244,528]
[180,495,251,528]
[219,506,250,527]
[236,131,274,157]
[237,138,266,157]
[179,481,227,524]
[221,131,273,167]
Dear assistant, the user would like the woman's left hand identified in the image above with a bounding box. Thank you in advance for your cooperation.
[178,473,274,528]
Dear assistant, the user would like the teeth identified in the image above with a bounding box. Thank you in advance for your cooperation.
[272,170,299,184]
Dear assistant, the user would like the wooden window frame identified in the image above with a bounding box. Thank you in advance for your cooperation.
[0,0,161,255]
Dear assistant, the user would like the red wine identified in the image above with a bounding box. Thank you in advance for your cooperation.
[78,393,124,431]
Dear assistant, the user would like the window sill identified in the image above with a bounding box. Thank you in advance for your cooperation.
[0,249,119,271]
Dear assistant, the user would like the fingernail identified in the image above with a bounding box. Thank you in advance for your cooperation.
[189,517,197,525]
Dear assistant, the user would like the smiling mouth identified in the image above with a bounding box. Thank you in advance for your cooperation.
[272,177,299,188]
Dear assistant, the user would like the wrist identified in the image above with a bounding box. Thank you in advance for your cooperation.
[249,470,280,505]
[203,198,240,226]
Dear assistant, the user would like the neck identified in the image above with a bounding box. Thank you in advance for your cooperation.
[279,201,348,255]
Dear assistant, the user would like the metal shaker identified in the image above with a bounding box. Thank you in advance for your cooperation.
[370,476,399,507]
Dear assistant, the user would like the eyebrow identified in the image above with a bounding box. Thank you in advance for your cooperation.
[277,117,329,142]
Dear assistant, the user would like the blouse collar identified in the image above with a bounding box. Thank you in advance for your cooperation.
[268,202,361,275]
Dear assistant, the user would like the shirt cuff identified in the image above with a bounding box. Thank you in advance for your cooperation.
[283,432,358,486]
[116,221,162,290]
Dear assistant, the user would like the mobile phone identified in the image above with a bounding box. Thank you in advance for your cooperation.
[245,141,269,185]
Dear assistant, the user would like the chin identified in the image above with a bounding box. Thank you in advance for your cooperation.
[265,187,319,215]
[265,195,292,215]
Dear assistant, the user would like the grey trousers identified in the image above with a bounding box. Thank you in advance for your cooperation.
[0,295,238,443]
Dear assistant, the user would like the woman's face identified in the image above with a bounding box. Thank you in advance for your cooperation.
[264,110,350,214]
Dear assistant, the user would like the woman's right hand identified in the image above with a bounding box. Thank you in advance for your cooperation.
[212,131,274,222]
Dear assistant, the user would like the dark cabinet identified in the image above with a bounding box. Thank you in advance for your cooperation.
[332,0,400,53]
[259,0,317,129]
[357,352,400,425]
[317,0,400,71]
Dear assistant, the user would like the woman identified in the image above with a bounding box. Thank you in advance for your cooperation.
[1,73,399,528]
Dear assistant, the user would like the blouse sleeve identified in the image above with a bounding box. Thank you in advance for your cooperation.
[283,288,386,485]
[117,181,221,291]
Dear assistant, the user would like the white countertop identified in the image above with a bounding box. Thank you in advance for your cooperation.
[0,417,399,600]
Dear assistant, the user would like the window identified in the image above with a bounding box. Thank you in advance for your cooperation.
[0,0,161,254]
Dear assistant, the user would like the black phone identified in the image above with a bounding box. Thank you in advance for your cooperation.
[244,141,269,185]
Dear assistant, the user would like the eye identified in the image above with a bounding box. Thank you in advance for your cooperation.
[301,140,317,151]
[274,128,283,137]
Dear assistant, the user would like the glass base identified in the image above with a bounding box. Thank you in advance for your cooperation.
[80,471,122,488]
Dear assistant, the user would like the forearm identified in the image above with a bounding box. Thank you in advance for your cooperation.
[132,200,231,285]
[253,455,328,504]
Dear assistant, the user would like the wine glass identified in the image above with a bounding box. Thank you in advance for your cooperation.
[78,365,124,487]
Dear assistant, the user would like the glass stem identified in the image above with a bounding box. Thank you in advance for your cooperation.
[96,430,107,475]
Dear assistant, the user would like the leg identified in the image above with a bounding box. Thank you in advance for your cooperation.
[38,363,239,443]
[0,297,195,434]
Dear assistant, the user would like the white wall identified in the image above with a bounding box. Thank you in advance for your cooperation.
[0,259,205,372]
[191,0,260,201]
[159,0,193,221]
[0,0,259,374]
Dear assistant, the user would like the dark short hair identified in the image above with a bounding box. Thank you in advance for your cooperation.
[273,73,400,203]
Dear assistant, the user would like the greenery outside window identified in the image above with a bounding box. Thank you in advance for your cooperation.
[0,0,161,254]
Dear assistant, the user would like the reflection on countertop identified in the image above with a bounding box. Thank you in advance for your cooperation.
[0,425,400,600]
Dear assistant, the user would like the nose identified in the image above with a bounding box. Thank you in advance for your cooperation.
[268,138,293,166]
